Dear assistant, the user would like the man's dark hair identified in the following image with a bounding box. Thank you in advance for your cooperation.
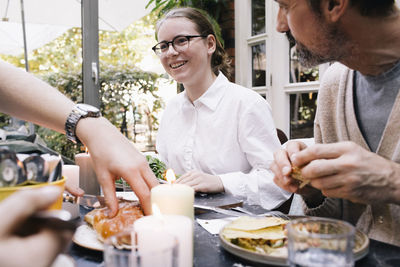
[308,0,396,17]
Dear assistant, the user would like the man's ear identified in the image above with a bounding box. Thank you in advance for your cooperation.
[322,0,349,23]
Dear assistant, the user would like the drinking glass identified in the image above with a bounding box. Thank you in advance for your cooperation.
[287,217,355,267]
[104,229,178,267]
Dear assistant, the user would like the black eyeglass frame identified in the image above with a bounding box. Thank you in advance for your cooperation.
[152,35,208,55]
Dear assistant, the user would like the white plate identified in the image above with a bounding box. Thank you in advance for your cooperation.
[72,224,104,251]
[219,218,369,266]
[51,254,76,267]
[116,191,138,201]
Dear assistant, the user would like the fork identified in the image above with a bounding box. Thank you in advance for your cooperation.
[231,206,290,220]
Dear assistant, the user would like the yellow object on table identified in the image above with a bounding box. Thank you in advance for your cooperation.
[0,177,66,210]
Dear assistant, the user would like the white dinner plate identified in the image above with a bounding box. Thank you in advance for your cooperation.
[72,224,104,251]
[51,254,76,267]
[219,217,369,266]
[116,191,139,201]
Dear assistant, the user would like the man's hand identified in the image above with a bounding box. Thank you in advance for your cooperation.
[176,170,224,193]
[288,141,400,205]
[0,186,74,267]
[271,140,310,192]
[271,140,324,206]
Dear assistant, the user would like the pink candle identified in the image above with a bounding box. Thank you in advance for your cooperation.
[74,152,100,195]
[62,164,80,189]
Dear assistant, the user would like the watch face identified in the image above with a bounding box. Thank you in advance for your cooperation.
[77,104,100,113]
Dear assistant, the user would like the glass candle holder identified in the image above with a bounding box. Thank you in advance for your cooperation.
[104,229,178,267]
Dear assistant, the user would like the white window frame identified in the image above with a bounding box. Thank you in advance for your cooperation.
[235,0,328,137]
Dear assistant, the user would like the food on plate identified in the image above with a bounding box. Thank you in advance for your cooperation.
[221,216,289,256]
[84,200,143,242]
[291,166,310,188]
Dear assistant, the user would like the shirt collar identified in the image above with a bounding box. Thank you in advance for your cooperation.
[193,73,228,111]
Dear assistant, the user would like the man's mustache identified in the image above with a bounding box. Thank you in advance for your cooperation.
[285,31,296,47]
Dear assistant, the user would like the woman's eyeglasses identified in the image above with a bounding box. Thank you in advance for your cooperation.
[152,35,207,56]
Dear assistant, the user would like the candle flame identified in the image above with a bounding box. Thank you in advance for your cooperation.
[85,147,89,154]
[165,169,176,184]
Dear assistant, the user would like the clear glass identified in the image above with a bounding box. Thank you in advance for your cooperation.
[251,42,266,87]
[287,218,355,267]
[104,229,178,267]
[251,0,265,36]
[289,92,318,139]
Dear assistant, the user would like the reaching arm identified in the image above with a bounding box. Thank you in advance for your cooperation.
[0,60,73,132]
[0,61,158,215]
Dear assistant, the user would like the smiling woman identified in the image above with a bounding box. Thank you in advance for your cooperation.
[153,7,291,210]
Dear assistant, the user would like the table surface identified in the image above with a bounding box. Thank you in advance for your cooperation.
[68,194,400,267]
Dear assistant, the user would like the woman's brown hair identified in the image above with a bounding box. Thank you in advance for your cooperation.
[155,7,232,80]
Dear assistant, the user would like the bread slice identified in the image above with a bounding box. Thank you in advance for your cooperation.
[84,200,144,242]
[291,166,310,188]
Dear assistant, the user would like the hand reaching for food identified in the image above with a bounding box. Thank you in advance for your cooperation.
[176,170,224,193]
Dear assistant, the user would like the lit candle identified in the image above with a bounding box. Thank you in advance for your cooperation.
[74,150,100,195]
[151,169,194,220]
[134,205,193,267]
[62,164,80,189]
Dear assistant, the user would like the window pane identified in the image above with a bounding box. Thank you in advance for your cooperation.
[289,45,319,83]
[252,43,266,87]
[251,0,265,36]
[290,92,318,139]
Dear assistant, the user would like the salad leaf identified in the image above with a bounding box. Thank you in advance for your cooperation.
[146,155,167,181]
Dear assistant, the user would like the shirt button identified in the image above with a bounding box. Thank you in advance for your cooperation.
[378,216,384,224]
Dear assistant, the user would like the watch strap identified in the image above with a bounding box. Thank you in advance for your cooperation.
[65,104,101,144]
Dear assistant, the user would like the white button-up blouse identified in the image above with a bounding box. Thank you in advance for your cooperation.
[156,73,291,209]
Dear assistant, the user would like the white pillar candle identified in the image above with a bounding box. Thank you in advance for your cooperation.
[151,183,194,220]
[131,228,177,267]
[74,153,100,195]
[62,165,80,189]
[134,215,193,267]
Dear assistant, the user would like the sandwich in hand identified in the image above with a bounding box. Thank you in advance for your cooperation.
[290,166,310,188]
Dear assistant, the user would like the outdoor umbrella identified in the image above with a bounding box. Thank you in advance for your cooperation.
[0,0,150,54]
[0,0,152,129]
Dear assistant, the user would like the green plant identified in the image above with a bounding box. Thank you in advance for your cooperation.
[38,66,164,160]
[0,14,168,160]
[146,155,167,180]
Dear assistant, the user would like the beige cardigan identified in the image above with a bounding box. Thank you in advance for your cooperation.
[303,63,400,246]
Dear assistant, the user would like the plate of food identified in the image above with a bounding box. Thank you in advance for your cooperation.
[72,199,144,251]
[219,216,369,266]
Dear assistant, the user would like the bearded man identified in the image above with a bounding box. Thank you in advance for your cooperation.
[271,0,400,246]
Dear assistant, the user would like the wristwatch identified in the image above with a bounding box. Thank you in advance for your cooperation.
[65,103,101,144]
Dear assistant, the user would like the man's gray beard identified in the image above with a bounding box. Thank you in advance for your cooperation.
[291,25,349,68]
[295,43,332,68]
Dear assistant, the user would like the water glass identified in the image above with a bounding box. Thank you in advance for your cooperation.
[287,217,355,267]
[104,229,178,267]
